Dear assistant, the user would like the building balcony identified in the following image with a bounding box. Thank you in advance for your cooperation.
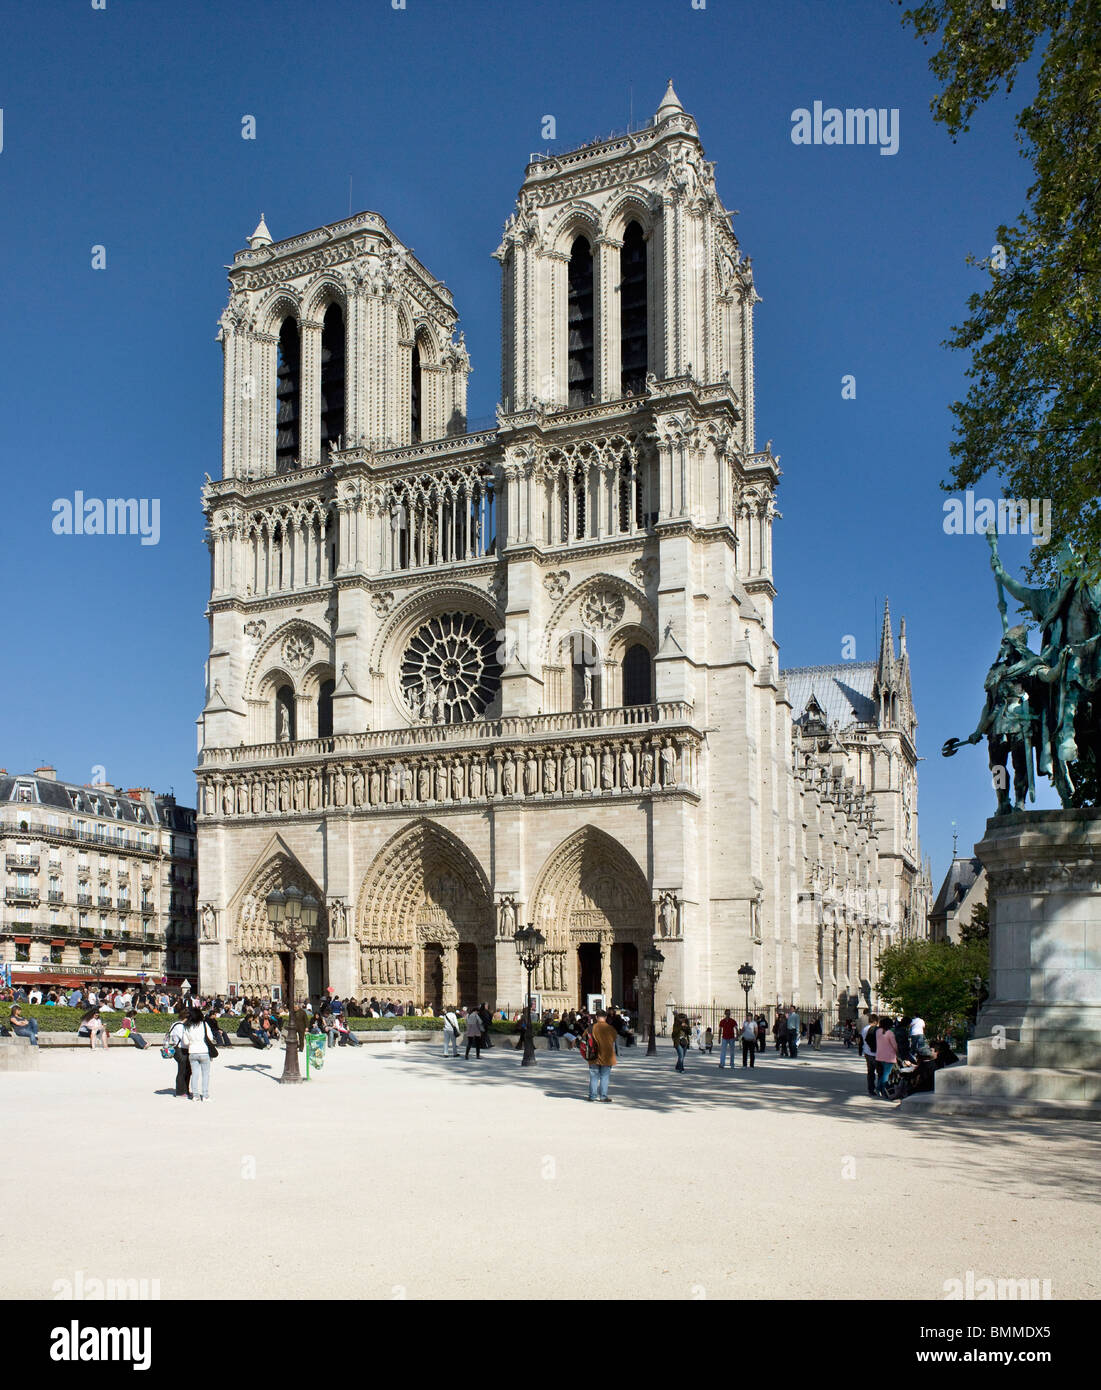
[5,886,40,904]
[47,891,65,904]
[77,893,93,907]
[96,897,112,910]
[5,855,39,871]
[117,901,132,914]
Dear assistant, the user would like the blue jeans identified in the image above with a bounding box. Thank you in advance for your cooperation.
[12,1020,38,1044]
[588,1064,611,1100]
[675,1043,687,1071]
[719,1037,735,1068]
[875,1061,894,1097]
[546,1031,561,1050]
[189,1054,211,1099]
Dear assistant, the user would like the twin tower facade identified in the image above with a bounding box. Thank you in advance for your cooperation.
[196,84,927,1015]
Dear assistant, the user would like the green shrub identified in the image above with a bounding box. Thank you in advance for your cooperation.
[0,1005,175,1034]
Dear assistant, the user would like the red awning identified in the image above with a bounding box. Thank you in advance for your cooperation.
[14,936,32,945]
[79,941,94,949]
[50,939,66,947]
[98,943,113,952]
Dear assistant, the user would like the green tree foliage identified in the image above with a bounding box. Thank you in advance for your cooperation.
[900,0,1101,582]
[959,900,990,944]
[877,938,989,1038]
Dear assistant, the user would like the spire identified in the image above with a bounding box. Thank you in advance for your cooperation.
[656,78,685,121]
[876,598,895,686]
[248,214,272,249]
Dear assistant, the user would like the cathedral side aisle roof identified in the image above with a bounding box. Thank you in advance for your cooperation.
[781,663,878,729]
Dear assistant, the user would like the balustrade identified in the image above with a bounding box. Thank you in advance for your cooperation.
[199,721,701,820]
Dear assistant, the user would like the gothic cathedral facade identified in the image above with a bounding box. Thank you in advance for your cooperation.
[196,84,928,1016]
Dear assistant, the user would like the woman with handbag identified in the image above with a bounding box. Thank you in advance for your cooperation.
[183,1005,218,1102]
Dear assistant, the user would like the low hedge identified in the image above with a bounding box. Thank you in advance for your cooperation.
[2,1005,520,1035]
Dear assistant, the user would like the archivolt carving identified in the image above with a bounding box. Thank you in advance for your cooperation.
[528,826,651,953]
[355,819,493,948]
[229,850,327,985]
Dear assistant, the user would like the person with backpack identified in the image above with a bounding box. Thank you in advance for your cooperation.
[584,1009,618,1102]
[184,1005,218,1102]
[442,1005,461,1057]
[167,1012,191,1098]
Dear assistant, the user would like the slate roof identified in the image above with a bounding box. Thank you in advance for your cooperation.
[780,662,878,730]
[931,857,984,919]
[0,772,192,826]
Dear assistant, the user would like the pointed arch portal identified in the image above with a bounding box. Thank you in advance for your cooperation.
[529,826,651,1011]
[355,820,494,1010]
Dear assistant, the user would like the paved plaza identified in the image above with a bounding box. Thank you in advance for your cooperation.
[4,1041,1097,1301]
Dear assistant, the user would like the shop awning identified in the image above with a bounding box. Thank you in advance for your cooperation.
[50,939,66,947]
[14,936,32,945]
[79,941,94,949]
[98,943,113,952]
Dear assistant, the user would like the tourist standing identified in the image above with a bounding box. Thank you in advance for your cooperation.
[586,1009,618,1102]
[860,1013,879,1096]
[477,1002,493,1050]
[442,1006,460,1057]
[787,1006,801,1059]
[184,1006,217,1102]
[910,1013,927,1056]
[464,1007,485,1059]
[874,1015,899,1099]
[672,1013,690,1072]
[168,1013,190,1098]
[717,1009,738,1069]
[741,1014,757,1068]
[809,1013,823,1050]
[756,1013,767,1052]
[774,1012,789,1056]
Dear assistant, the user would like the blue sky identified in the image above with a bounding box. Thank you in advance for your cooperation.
[0,0,1052,887]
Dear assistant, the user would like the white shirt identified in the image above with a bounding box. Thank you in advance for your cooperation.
[28,990,42,1005]
[742,1020,757,1040]
[910,1017,925,1036]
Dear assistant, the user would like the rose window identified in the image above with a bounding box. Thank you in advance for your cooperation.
[401,612,502,724]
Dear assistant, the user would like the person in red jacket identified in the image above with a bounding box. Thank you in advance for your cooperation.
[717,1009,738,1069]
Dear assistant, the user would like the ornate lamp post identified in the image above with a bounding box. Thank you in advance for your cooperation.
[643,945,665,1055]
[513,923,545,1067]
[738,961,756,1020]
[266,884,320,1085]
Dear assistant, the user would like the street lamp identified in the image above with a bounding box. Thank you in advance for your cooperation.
[738,961,756,1020]
[513,923,545,1067]
[643,945,665,1055]
[266,884,320,1085]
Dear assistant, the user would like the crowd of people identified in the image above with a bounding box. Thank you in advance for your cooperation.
[2,979,960,1105]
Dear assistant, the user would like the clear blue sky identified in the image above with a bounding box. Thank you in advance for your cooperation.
[0,0,1051,889]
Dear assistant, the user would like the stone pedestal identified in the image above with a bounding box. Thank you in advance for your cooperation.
[908,809,1101,1118]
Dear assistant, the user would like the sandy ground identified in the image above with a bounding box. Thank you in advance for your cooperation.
[3,1039,1097,1301]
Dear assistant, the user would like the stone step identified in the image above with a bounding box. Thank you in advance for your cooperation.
[902,1090,1101,1120]
[936,1063,1101,1104]
[966,1034,1101,1070]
